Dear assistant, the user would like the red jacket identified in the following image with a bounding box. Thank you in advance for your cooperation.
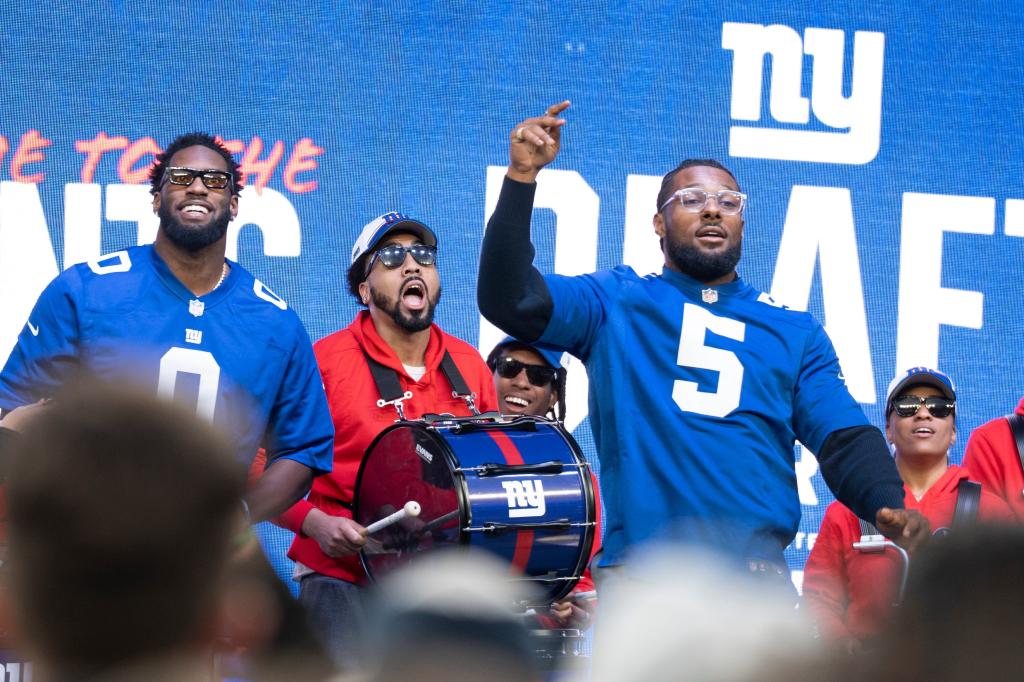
[801,465,1012,642]
[962,397,1024,523]
[278,312,498,583]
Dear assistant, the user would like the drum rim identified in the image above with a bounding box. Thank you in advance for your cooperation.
[443,415,596,605]
[354,420,468,583]
[353,416,597,605]
[542,418,597,604]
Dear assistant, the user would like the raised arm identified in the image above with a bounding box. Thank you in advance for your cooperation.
[478,101,569,341]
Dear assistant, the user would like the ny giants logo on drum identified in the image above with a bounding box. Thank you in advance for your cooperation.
[501,480,546,518]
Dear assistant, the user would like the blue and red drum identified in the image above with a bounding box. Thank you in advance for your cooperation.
[354,415,596,605]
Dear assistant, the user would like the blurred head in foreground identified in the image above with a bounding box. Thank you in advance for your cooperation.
[5,383,245,679]
[862,525,1024,682]
[591,545,818,682]
[361,549,540,682]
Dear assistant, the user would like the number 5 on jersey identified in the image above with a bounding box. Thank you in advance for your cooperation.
[673,303,746,418]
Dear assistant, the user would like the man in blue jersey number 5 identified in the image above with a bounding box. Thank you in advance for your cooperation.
[0,133,333,521]
[478,101,929,583]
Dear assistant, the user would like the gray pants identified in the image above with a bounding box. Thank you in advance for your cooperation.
[298,573,366,672]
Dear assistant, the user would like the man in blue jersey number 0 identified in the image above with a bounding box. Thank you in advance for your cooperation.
[0,133,334,521]
[478,101,929,586]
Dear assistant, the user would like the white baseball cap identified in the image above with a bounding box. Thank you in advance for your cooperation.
[351,212,437,265]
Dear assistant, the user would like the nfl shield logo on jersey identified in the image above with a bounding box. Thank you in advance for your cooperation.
[702,288,718,304]
[188,299,205,317]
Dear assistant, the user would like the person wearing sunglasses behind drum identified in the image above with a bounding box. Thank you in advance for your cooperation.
[275,212,498,671]
[488,338,565,421]
[479,101,929,589]
[487,337,601,629]
[802,368,1012,654]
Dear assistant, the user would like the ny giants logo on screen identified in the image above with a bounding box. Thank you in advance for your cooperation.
[722,23,885,164]
[501,479,546,518]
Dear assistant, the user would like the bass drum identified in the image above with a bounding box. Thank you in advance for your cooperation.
[354,415,595,605]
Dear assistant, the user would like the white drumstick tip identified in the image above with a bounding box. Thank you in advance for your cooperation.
[366,500,422,534]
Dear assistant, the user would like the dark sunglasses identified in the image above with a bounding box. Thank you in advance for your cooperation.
[367,243,437,272]
[163,167,234,190]
[493,356,557,387]
[889,395,955,419]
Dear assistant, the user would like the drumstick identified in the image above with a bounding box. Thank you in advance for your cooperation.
[420,509,460,532]
[366,501,421,534]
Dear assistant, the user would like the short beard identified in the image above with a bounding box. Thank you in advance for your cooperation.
[371,282,441,333]
[665,236,741,283]
[158,201,231,252]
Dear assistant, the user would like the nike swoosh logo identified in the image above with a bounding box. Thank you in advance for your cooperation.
[27,321,39,336]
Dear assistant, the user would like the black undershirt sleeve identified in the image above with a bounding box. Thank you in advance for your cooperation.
[816,424,906,523]
[477,177,553,342]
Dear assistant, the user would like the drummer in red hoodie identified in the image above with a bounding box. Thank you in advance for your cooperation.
[801,367,1012,653]
[276,213,497,671]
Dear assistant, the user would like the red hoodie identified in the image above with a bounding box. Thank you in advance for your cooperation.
[962,397,1024,523]
[802,465,1012,642]
[278,311,497,583]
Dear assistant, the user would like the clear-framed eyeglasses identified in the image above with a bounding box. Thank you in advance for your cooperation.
[660,187,747,216]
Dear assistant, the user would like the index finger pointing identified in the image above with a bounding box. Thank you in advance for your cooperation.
[545,100,571,117]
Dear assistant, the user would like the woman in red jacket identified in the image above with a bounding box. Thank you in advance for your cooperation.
[802,367,1012,653]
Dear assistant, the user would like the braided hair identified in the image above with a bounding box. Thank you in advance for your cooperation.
[551,366,567,423]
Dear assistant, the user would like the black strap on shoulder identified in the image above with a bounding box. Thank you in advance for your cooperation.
[440,351,471,397]
[858,517,881,536]
[363,351,406,403]
[859,479,982,538]
[1006,413,1024,474]
[952,479,982,530]
[363,350,479,416]
[440,350,480,415]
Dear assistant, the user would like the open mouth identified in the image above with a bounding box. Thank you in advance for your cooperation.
[696,225,726,243]
[912,427,935,436]
[401,279,427,311]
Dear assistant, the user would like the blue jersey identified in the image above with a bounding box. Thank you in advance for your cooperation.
[0,245,333,475]
[541,266,869,567]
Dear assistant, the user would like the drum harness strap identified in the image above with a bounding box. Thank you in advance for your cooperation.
[363,350,480,420]
[1005,412,1024,476]
[857,478,982,538]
